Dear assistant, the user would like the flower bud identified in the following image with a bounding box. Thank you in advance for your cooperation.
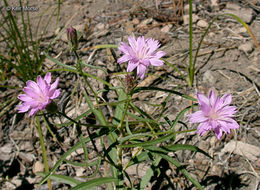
[66,26,78,51]
[46,101,58,114]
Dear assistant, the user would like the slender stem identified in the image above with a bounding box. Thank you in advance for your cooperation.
[73,50,108,125]
[35,116,52,190]
[188,0,193,87]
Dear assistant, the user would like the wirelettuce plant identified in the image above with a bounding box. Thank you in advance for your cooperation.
[15,25,242,189]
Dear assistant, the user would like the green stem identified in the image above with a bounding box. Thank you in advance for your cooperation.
[36,116,52,190]
[188,0,193,87]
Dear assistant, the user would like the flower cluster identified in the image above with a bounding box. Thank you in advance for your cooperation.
[189,90,239,139]
[17,73,60,116]
[118,36,166,79]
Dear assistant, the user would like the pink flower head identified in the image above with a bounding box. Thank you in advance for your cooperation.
[17,73,61,117]
[189,90,239,140]
[118,36,166,79]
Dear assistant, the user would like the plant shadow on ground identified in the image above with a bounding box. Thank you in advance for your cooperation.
[199,171,248,190]
[145,158,248,190]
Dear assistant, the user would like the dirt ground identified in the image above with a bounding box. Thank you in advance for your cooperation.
[0,0,260,189]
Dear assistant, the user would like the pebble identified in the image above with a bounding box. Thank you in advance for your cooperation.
[223,5,254,24]
[197,19,209,28]
[238,41,254,54]
[132,18,140,25]
[203,70,216,86]
[184,3,196,14]
[95,23,105,30]
[225,2,241,11]
[33,161,44,174]
[238,27,247,33]
[161,24,172,33]
[183,14,199,25]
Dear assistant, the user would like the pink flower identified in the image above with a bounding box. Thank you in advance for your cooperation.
[189,90,239,140]
[118,36,166,79]
[17,73,61,117]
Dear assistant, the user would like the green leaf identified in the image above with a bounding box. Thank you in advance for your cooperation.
[45,53,76,70]
[145,144,212,159]
[126,151,150,168]
[120,132,175,148]
[37,172,81,187]
[156,153,203,190]
[70,177,117,190]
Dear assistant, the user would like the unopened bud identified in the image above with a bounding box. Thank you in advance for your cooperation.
[66,26,78,50]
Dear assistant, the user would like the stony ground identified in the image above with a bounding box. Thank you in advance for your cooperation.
[0,0,260,189]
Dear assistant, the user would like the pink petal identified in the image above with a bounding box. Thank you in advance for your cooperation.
[118,54,131,64]
[128,36,137,51]
[24,87,41,99]
[37,75,48,95]
[50,89,61,99]
[197,92,210,113]
[152,51,166,59]
[44,73,52,85]
[127,61,138,72]
[49,77,59,92]
[140,59,150,67]
[221,93,232,106]
[146,38,160,55]
[214,127,223,140]
[197,122,210,136]
[17,104,30,113]
[18,94,33,102]
[219,106,237,117]
[28,107,40,117]
[189,110,208,123]
[208,90,216,107]
[218,120,231,133]
[225,119,239,129]
[137,64,147,79]
[26,81,42,94]
[149,58,164,66]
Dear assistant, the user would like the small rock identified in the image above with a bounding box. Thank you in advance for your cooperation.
[210,0,219,10]
[184,3,196,14]
[11,177,22,187]
[76,167,85,177]
[211,165,223,176]
[240,8,254,24]
[223,5,254,24]
[197,19,209,28]
[0,144,12,161]
[238,41,254,54]
[95,23,105,30]
[225,2,241,11]
[132,18,140,25]
[138,18,153,27]
[238,27,247,33]
[4,181,16,189]
[161,24,172,33]
[221,140,260,161]
[124,21,134,34]
[97,69,106,79]
[203,70,216,85]
[183,14,199,25]
[33,161,44,174]
[166,169,171,176]
[18,152,35,164]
